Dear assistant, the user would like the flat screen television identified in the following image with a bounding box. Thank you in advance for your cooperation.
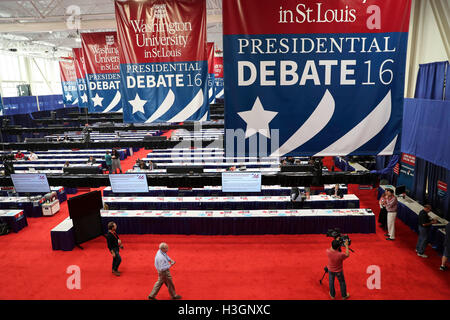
[68,190,103,245]
[109,174,149,193]
[11,173,51,194]
[222,172,261,192]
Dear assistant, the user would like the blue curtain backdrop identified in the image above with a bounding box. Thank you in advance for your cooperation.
[414,61,448,100]
[402,99,450,170]
[407,61,450,219]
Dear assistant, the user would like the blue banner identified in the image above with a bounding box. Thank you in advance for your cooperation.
[223,0,411,157]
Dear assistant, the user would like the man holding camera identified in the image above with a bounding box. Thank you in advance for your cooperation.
[327,239,350,300]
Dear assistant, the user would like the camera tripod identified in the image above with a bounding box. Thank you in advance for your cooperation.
[319,266,328,285]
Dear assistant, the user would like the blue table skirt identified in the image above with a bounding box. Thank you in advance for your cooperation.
[51,228,75,251]
[377,187,445,254]
[101,215,375,235]
[0,202,42,217]
[0,189,66,203]
[0,213,28,233]
[104,199,360,211]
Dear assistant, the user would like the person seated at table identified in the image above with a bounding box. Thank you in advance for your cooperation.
[138,160,149,170]
[148,160,155,170]
[330,184,344,198]
[226,166,236,171]
[304,186,311,199]
[28,151,38,161]
[63,161,70,168]
[15,151,25,160]
[291,187,306,202]
[87,156,97,164]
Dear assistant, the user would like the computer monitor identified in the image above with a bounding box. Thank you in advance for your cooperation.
[11,173,51,194]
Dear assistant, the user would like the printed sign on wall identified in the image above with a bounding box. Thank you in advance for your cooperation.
[223,0,411,157]
[81,31,124,113]
[115,0,209,123]
[59,60,79,106]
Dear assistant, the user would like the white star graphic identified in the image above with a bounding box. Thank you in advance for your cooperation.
[81,93,88,103]
[91,93,104,107]
[237,97,278,139]
[129,93,147,114]
[65,93,72,101]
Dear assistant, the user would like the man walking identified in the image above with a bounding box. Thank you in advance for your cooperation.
[148,242,182,300]
[416,205,437,258]
[106,222,123,276]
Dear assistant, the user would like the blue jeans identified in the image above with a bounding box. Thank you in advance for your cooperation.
[416,226,429,254]
[329,271,347,298]
[112,249,122,271]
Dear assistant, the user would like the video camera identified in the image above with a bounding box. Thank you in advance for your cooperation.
[326,227,353,251]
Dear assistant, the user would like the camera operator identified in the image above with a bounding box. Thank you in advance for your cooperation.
[326,238,350,300]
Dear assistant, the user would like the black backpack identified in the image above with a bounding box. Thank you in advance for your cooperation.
[0,221,10,236]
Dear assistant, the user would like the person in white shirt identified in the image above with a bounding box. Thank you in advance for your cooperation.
[148,242,181,300]
[28,151,38,160]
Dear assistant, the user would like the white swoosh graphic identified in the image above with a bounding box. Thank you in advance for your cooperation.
[102,90,121,113]
[208,87,213,99]
[168,89,204,122]
[270,89,335,157]
[216,88,224,98]
[73,98,79,105]
[315,90,392,156]
[200,111,208,122]
[378,134,398,155]
[145,89,175,123]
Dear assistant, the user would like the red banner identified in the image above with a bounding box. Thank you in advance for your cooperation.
[115,0,206,64]
[207,42,215,74]
[114,0,209,123]
[72,48,88,107]
[224,0,411,35]
[59,60,78,105]
[81,31,123,112]
[81,32,121,75]
[59,60,77,82]
[72,48,86,79]
[214,56,223,78]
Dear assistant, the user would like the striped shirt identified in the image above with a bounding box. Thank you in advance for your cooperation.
[154,249,172,272]
[385,195,398,212]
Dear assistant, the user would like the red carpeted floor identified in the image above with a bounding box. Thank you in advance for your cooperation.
[0,155,448,300]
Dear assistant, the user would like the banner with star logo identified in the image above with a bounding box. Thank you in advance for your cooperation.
[58,60,79,106]
[223,0,411,157]
[81,31,124,113]
[114,0,209,123]
[207,42,215,106]
[72,48,89,109]
[213,56,224,102]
